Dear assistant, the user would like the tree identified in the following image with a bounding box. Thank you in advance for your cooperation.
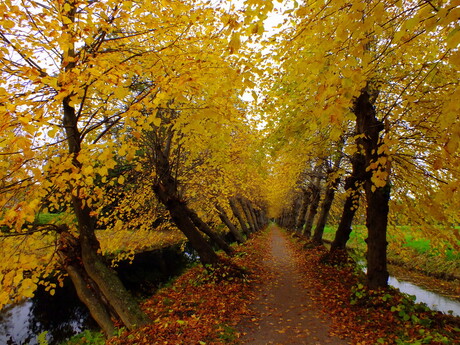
[262,0,460,287]
[0,0,257,333]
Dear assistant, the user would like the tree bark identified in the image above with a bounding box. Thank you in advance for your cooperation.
[153,183,220,266]
[354,88,390,289]
[148,126,221,266]
[63,96,149,332]
[229,197,250,235]
[312,178,340,244]
[245,198,260,232]
[186,206,234,256]
[313,156,342,244]
[216,204,245,243]
[58,232,116,337]
[295,189,311,233]
[238,197,255,233]
[74,198,151,329]
[303,180,321,238]
[331,153,365,251]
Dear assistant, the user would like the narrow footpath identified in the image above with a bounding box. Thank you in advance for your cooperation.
[239,225,349,345]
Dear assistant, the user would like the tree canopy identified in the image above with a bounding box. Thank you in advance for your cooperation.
[1,0,459,332]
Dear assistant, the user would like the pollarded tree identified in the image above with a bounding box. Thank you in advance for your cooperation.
[264,0,460,288]
[0,0,250,334]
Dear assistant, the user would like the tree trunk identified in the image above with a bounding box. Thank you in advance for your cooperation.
[153,184,220,266]
[63,97,149,332]
[303,181,321,238]
[216,204,245,243]
[186,206,234,256]
[313,155,342,244]
[229,197,250,236]
[58,232,116,337]
[295,189,311,233]
[75,199,151,329]
[149,127,221,266]
[354,88,390,289]
[245,198,260,232]
[239,197,255,233]
[331,153,365,251]
[312,177,340,244]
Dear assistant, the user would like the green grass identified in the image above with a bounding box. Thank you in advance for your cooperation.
[323,224,460,279]
[36,212,65,224]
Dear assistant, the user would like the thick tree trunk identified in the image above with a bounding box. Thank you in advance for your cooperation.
[149,127,221,266]
[303,181,321,238]
[354,88,390,289]
[186,206,234,256]
[58,232,116,337]
[229,197,250,236]
[63,97,149,332]
[216,204,245,243]
[75,199,151,329]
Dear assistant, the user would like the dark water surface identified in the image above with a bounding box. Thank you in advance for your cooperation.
[0,245,195,345]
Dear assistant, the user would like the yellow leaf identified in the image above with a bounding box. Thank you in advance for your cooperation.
[153,117,161,127]
[118,175,125,184]
[228,33,241,54]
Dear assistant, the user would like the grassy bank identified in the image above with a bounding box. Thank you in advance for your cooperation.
[322,225,460,281]
[321,225,460,302]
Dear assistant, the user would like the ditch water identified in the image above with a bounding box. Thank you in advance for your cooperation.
[359,263,460,317]
[0,244,197,345]
[388,276,460,317]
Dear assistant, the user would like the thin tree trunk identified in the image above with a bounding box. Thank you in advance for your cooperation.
[238,197,255,233]
[312,179,339,244]
[229,197,250,236]
[216,204,245,243]
[245,199,260,232]
[295,189,311,233]
[303,180,321,238]
[331,153,365,251]
[355,88,390,289]
[313,155,342,244]
[186,207,234,256]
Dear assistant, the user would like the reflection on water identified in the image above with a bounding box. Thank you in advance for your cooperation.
[360,262,460,317]
[388,276,460,317]
[0,244,196,345]
[0,279,97,345]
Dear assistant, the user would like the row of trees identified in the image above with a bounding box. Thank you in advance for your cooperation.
[263,0,460,288]
[0,0,269,337]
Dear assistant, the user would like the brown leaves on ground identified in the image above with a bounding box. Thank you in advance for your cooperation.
[107,228,459,345]
[106,235,268,345]
[287,235,460,345]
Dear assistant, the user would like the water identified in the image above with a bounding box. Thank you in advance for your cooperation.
[388,276,460,317]
[359,262,460,317]
[0,244,196,345]
[0,280,96,345]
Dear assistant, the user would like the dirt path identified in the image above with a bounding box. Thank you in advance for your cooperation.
[239,226,349,345]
